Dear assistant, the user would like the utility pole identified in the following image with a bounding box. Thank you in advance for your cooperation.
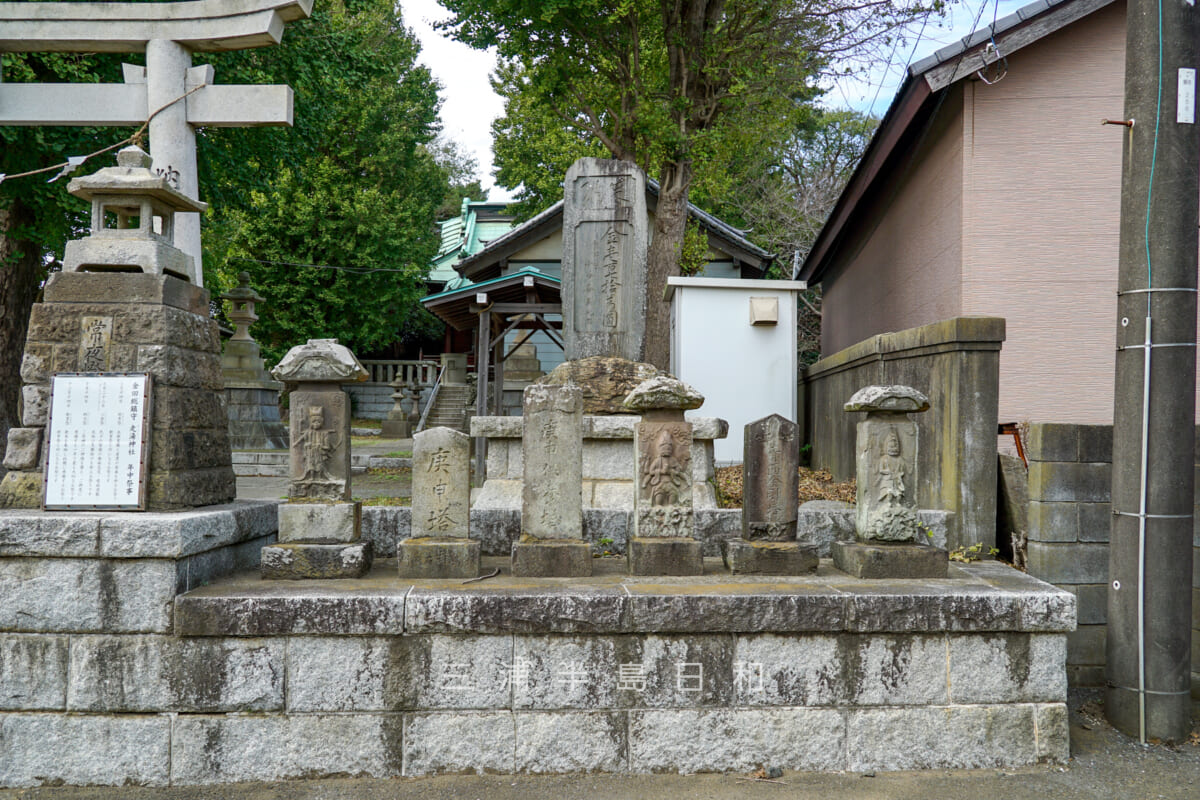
[1106,0,1199,742]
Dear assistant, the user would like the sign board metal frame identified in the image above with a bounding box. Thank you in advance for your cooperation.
[42,373,153,511]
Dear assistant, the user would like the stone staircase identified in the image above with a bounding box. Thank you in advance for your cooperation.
[424,383,473,432]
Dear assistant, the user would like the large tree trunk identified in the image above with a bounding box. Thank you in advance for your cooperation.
[643,159,692,370]
[0,202,43,449]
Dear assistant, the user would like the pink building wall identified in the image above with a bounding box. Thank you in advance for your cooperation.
[820,0,1200,424]
[961,1,1127,423]
[820,88,966,353]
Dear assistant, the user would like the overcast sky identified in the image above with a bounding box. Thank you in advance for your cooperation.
[399,0,1029,202]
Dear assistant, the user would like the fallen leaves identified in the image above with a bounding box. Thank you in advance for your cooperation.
[714,466,856,509]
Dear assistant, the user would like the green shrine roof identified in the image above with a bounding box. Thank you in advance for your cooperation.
[428,199,517,286]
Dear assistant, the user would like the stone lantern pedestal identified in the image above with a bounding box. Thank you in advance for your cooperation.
[260,339,373,579]
[0,146,234,509]
[831,385,949,579]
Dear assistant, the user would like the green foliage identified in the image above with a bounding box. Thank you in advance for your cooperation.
[198,0,448,363]
[677,221,709,277]
[0,52,129,269]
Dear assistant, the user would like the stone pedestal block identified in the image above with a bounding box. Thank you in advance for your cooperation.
[511,535,592,578]
[628,537,703,576]
[381,418,412,438]
[224,385,287,451]
[398,537,481,579]
[831,540,948,579]
[278,501,361,543]
[260,541,373,580]
[721,538,817,575]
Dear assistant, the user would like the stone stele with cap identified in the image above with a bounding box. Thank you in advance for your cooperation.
[624,374,705,575]
[261,338,371,579]
[63,145,208,284]
[832,384,948,579]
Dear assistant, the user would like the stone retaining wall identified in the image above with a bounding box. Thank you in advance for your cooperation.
[1019,423,1200,702]
[0,554,1073,786]
[357,504,954,560]
[801,317,1005,552]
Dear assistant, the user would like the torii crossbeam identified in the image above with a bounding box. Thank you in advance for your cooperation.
[0,0,315,286]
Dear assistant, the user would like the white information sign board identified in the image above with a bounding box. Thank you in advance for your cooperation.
[43,373,152,510]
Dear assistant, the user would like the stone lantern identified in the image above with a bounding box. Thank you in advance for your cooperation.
[63,145,207,284]
[220,273,287,450]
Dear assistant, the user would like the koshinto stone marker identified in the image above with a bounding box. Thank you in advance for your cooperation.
[722,414,817,575]
[561,158,648,361]
[260,338,372,579]
[399,426,479,578]
[512,383,590,577]
[831,385,949,578]
[625,375,704,576]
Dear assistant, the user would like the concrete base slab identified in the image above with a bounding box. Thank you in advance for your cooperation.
[628,537,703,576]
[832,540,949,579]
[261,541,373,580]
[721,537,818,575]
[511,535,592,577]
[398,536,480,579]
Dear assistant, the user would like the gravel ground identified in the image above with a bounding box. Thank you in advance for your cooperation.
[4,691,1196,800]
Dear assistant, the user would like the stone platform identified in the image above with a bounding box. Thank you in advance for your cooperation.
[1,555,1073,786]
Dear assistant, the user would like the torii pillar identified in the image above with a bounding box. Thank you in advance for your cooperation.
[0,0,314,286]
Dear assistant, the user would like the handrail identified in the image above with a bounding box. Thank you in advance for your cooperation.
[415,362,447,434]
[358,359,439,386]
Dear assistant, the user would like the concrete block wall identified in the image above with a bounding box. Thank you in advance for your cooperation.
[1022,423,1200,701]
[1023,424,1114,688]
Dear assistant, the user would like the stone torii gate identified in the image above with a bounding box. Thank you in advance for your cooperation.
[0,0,314,285]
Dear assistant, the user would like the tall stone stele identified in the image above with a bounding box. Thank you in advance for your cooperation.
[561,157,649,361]
[512,383,590,577]
[721,414,817,575]
[625,375,705,576]
[220,272,287,450]
[259,339,372,579]
[399,426,479,578]
[0,145,236,509]
[831,385,949,579]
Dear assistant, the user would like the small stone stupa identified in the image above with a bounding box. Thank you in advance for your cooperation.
[260,339,372,579]
[831,385,949,578]
[63,145,207,284]
[220,272,287,450]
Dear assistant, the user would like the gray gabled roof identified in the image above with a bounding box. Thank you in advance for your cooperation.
[454,179,774,282]
[800,0,1117,284]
